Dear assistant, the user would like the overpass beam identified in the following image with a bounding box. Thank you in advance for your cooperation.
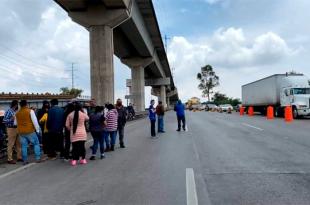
[90,25,114,105]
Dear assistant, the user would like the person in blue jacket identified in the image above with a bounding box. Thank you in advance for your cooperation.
[148,100,156,137]
[46,99,65,159]
[174,100,186,131]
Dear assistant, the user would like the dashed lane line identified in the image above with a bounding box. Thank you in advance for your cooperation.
[186,168,199,205]
[242,123,264,131]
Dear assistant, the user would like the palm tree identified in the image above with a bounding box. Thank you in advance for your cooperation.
[197,65,219,102]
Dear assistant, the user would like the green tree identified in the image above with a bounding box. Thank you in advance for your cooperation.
[60,87,83,97]
[212,92,228,105]
[212,91,241,106]
[197,65,219,101]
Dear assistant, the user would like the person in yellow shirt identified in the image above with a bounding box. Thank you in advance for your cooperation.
[39,108,49,160]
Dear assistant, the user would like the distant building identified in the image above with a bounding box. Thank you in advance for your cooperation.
[0,92,91,110]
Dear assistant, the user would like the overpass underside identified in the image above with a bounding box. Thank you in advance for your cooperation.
[54,0,179,111]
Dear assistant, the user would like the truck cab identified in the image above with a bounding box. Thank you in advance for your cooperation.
[280,75,310,118]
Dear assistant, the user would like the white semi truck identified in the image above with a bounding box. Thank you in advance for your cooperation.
[242,74,310,118]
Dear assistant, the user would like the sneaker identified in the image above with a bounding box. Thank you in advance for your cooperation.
[63,158,70,162]
[176,129,181,132]
[71,160,77,166]
[23,161,29,166]
[36,159,45,163]
[80,159,87,165]
[7,160,16,164]
[111,145,115,151]
[100,154,105,159]
[89,156,96,160]
[17,159,23,162]
[48,157,57,161]
[41,155,48,161]
[105,147,111,152]
[120,144,126,148]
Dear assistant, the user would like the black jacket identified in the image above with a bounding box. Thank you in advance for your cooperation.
[116,106,127,127]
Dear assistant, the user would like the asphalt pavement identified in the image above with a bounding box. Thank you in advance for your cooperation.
[0,111,310,205]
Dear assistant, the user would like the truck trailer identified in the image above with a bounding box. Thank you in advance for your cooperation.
[242,74,310,118]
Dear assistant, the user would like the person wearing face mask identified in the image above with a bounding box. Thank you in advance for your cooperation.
[3,100,22,164]
[115,99,127,148]
[149,100,156,137]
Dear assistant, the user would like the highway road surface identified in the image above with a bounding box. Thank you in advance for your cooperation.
[1,111,310,205]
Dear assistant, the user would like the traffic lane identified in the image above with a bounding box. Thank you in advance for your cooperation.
[191,111,310,173]
[213,111,310,160]
[0,112,207,205]
[186,111,310,205]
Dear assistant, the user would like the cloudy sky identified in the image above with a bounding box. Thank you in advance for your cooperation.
[0,0,309,104]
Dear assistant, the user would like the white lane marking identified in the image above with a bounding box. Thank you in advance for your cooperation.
[186,168,198,205]
[0,163,36,180]
[0,137,98,180]
[242,123,264,131]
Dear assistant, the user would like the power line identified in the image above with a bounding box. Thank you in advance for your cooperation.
[0,44,65,72]
[0,53,65,76]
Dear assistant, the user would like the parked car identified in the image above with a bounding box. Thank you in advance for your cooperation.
[205,104,218,111]
[219,104,233,112]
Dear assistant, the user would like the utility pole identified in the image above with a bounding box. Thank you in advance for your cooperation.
[71,63,75,89]
[164,34,170,54]
[65,63,77,89]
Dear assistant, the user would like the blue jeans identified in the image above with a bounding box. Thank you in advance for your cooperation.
[107,131,117,146]
[91,131,104,155]
[20,132,41,161]
[158,115,164,132]
[103,130,110,148]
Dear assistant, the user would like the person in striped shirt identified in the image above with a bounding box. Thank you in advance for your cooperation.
[66,103,89,166]
[106,104,118,151]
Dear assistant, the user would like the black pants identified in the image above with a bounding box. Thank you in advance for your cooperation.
[72,141,86,160]
[42,133,48,154]
[150,120,156,137]
[47,132,64,158]
[118,125,125,145]
[64,129,71,159]
[177,116,186,130]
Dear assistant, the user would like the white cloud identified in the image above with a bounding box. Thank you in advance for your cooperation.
[168,27,296,101]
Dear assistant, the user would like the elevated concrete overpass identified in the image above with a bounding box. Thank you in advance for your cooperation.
[54,0,179,111]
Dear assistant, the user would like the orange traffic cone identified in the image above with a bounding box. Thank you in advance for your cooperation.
[285,106,293,122]
[240,106,245,116]
[267,106,274,120]
[248,106,254,116]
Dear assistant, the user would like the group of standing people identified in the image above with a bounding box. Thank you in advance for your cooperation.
[148,99,186,137]
[1,98,128,166]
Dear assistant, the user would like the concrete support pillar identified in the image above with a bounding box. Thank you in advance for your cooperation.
[159,85,167,108]
[167,97,170,110]
[131,66,145,112]
[128,86,132,104]
[90,25,114,105]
